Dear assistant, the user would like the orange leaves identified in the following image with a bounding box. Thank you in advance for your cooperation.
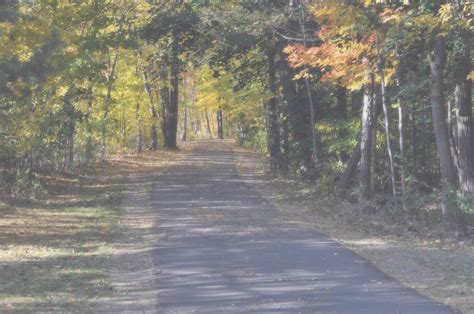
[284,3,401,90]
[285,3,377,89]
[284,44,308,69]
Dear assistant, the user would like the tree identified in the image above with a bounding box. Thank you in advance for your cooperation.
[430,32,460,228]
[451,3,474,195]
[360,75,376,201]
[142,1,201,149]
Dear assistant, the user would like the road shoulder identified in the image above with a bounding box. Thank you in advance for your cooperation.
[94,147,189,312]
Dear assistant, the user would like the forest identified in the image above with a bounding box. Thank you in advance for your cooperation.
[1,0,473,234]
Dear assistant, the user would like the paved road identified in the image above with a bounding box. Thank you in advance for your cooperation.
[151,142,454,314]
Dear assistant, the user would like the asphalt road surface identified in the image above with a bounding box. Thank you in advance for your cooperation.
[151,141,455,314]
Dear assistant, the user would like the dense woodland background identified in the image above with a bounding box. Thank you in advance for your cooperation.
[0,0,473,233]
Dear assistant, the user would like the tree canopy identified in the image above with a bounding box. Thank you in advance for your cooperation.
[1,0,473,230]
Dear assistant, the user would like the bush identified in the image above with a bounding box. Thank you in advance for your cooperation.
[456,192,474,214]
[11,169,44,200]
[242,130,268,155]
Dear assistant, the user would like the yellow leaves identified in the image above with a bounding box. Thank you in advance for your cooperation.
[438,4,454,25]
[293,69,310,81]
[383,66,397,86]
[196,65,234,111]
[57,86,70,98]
[0,6,52,63]
[195,63,266,125]
[468,71,474,81]
[310,3,363,41]
[380,7,404,24]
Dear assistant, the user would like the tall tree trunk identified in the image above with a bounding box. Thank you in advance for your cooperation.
[280,103,290,177]
[136,103,143,154]
[165,45,179,149]
[430,34,459,229]
[182,104,188,141]
[205,110,212,138]
[336,137,361,196]
[455,46,474,194]
[142,70,159,150]
[370,89,381,195]
[266,47,280,174]
[101,50,118,159]
[181,78,188,141]
[217,110,224,139]
[398,97,407,211]
[166,68,179,149]
[299,6,319,169]
[85,127,93,164]
[150,113,158,151]
[336,84,349,162]
[448,101,460,171]
[281,61,315,179]
[84,86,94,165]
[360,76,375,201]
[376,37,396,196]
[159,68,170,146]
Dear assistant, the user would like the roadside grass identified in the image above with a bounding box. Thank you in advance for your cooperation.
[0,170,124,312]
[269,177,474,313]
[0,148,187,312]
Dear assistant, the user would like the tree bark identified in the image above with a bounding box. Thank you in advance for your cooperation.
[136,103,143,154]
[217,110,224,139]
[398,96,407,211]
[165,64,179,148]
[455,47,474,194]
[370,88,381,195]
[336,137,361,196]
[281,62,315,179]
[299,6,319,169]
[360,76,375,201]
[336,84,349,162]
[142,70,159,150]
[279,102,290,176]
[430,34,459,229]
[181,78,188,141]
[150,117,158,150]
[159,67,170,146]
[84,86,94,164]
[101,50,118,159]
[266,47,280,174]
[205,110,212,138]
[376,37,396,196]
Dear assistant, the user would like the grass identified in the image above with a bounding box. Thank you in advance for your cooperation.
[0,172,124,312]
[0,148,188,312]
